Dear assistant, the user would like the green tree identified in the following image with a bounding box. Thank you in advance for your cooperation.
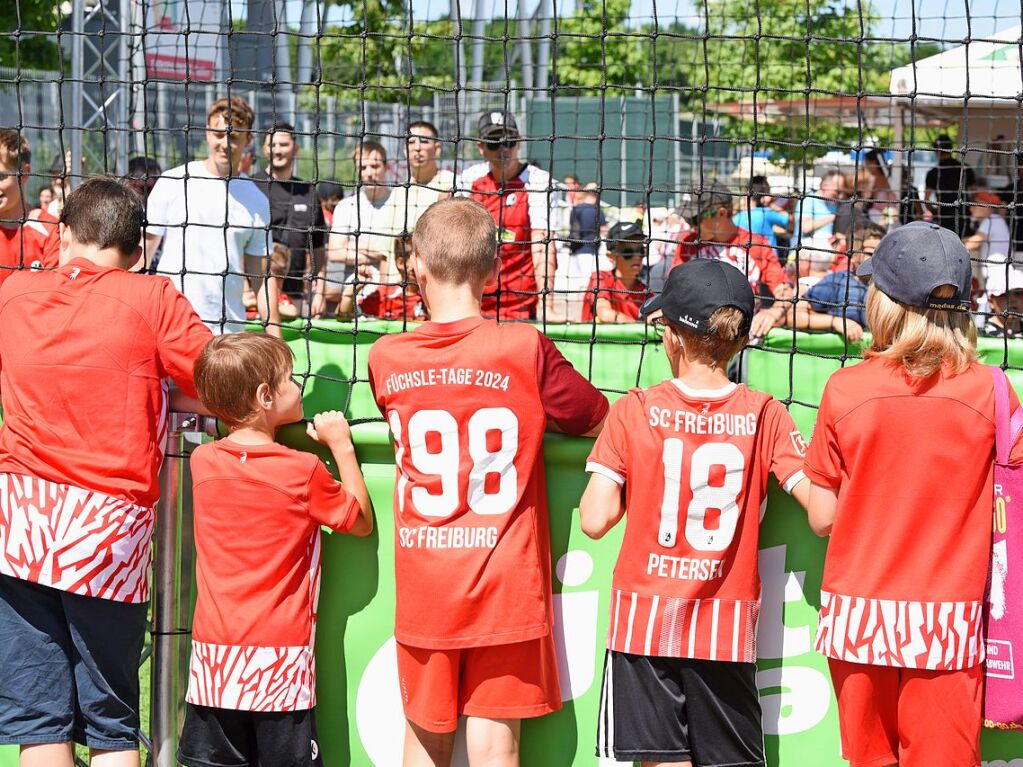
[2,0,63,70]
[549,0,651,92]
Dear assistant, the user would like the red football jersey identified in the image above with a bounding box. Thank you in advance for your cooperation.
[672,228,786,294]
[187,439,360,711]
[581,271,650,322]
[369,317,608,648]
[0,212,60,286]
[459,163,555,320]
[587,379,806,662]
[359,285,427,321]
[805,358,1023,670]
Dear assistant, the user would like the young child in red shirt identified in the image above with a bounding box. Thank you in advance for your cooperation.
[581,221,651,323]
[580,259,811,766]
[805,221,1023,767]
[0,176,212,766]
[0,129,60,285]
[368,198,608,766]
[178,333,372,767]
[338,233,427,321]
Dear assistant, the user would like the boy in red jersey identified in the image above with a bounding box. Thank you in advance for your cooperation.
[368,197,608,766]
[580,259,811,767]
[0,177,212,767]
[178,333,372,767]
[805,221,1023,767]
[581,221,651,323]
[0,129,60,285]
[338,234,427,321]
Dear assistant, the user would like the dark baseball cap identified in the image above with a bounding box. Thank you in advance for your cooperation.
[608,220,644,248]
[641,259,755,336]
[856,221,971,312]
[478,110,520,140]
[676,183,734,226]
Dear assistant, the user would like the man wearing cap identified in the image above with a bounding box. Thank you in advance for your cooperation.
[671,183,791,338]
[456,110,562,321]
[581,221,649,323]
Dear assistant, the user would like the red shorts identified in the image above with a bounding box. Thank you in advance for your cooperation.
[828,658,982,767]
[395,633,561,733]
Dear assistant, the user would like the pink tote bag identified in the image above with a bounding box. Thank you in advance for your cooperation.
[984,366,1023,730]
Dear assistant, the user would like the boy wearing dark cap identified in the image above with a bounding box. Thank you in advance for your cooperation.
[581,221,651,323]
[579,259,811,766]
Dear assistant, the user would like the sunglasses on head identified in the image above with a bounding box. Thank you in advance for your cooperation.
[484,139,519,151]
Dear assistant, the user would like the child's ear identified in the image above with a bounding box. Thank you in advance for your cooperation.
[255,382,273,410]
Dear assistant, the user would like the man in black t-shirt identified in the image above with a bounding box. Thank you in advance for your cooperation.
[924,134,977,236]
[253,122,327,314]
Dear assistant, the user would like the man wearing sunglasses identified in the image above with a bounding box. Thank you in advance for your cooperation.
[671,183,791,340]
[456,110,562,321]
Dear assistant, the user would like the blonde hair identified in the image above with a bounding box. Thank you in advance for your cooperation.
[412,197,497,284]
[206,97,255,132]
[0,129,29,170]
[670,306,748,367]
[194,334,294,428]
[863,283,977,378]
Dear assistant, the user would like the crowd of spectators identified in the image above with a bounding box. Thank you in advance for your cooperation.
[7,101,1023,343]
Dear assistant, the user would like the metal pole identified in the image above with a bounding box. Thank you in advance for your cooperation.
[535,0,551,91]
[152,430,184,767]
[69,0,85,188]
[517,0,534,94]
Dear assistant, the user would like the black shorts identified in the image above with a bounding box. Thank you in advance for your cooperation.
[177,704,324,767]
[596,650,765,766]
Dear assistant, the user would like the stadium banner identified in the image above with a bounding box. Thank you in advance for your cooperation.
[3,328,1020,767]
[144,0,222,81]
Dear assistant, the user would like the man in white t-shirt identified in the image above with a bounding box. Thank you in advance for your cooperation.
[321,141,406,310]
[400,120,454,231]
[145,96,279,336]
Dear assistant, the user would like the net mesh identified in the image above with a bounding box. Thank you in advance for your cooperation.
[3,0,1022,410]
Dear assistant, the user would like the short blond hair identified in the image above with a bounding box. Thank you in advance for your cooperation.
[412,197,497,284]
[0,129,29,170]
[207,97,254,132]
[194,334,294,428]
[670,306,748,367]
[863,283,977,378]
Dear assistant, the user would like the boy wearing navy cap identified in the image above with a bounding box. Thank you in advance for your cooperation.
[579,259,812,765]
[581,221,651,323]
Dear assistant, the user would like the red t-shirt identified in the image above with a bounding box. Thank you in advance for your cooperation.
[186,439,360,711]
[588,380,806,662]
[0,211,60,286]
[360,285,427,321]
[672,227,786,294]
[369,317,608,648]
[805,358,1023,670]
[460,163,555,320]
[581,271,650,322]
[0,258,211,602]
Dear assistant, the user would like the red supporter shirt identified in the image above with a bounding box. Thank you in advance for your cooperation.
[369,317,608,649]
[672,228,786,294]
[805,358,1023,670]
[360,285,427,321]
[581,271,650,322]
[459,163,555,320]
[588,380,806,662]
[186,439,360,711]
[0,212,60,287]
[0,257,212,602]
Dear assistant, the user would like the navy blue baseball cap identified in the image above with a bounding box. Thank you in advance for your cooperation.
[856,221,972,312]
[641,259,755,335]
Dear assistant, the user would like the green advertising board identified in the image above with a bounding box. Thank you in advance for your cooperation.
[2,325,1021,767]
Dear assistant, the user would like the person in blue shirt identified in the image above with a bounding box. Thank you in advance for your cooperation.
[732,176,791,255]
[787,221,886,342]
[795,169,850,246]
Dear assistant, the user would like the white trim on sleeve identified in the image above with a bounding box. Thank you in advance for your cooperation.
[782,469,807,494]
[586,461,625,486]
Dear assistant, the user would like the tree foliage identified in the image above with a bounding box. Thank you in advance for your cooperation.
[1,0,63,70]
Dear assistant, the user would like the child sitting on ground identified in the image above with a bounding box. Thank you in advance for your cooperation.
[178,332,372,767]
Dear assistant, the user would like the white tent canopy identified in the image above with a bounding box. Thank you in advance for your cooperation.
[890,26,1022,112]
